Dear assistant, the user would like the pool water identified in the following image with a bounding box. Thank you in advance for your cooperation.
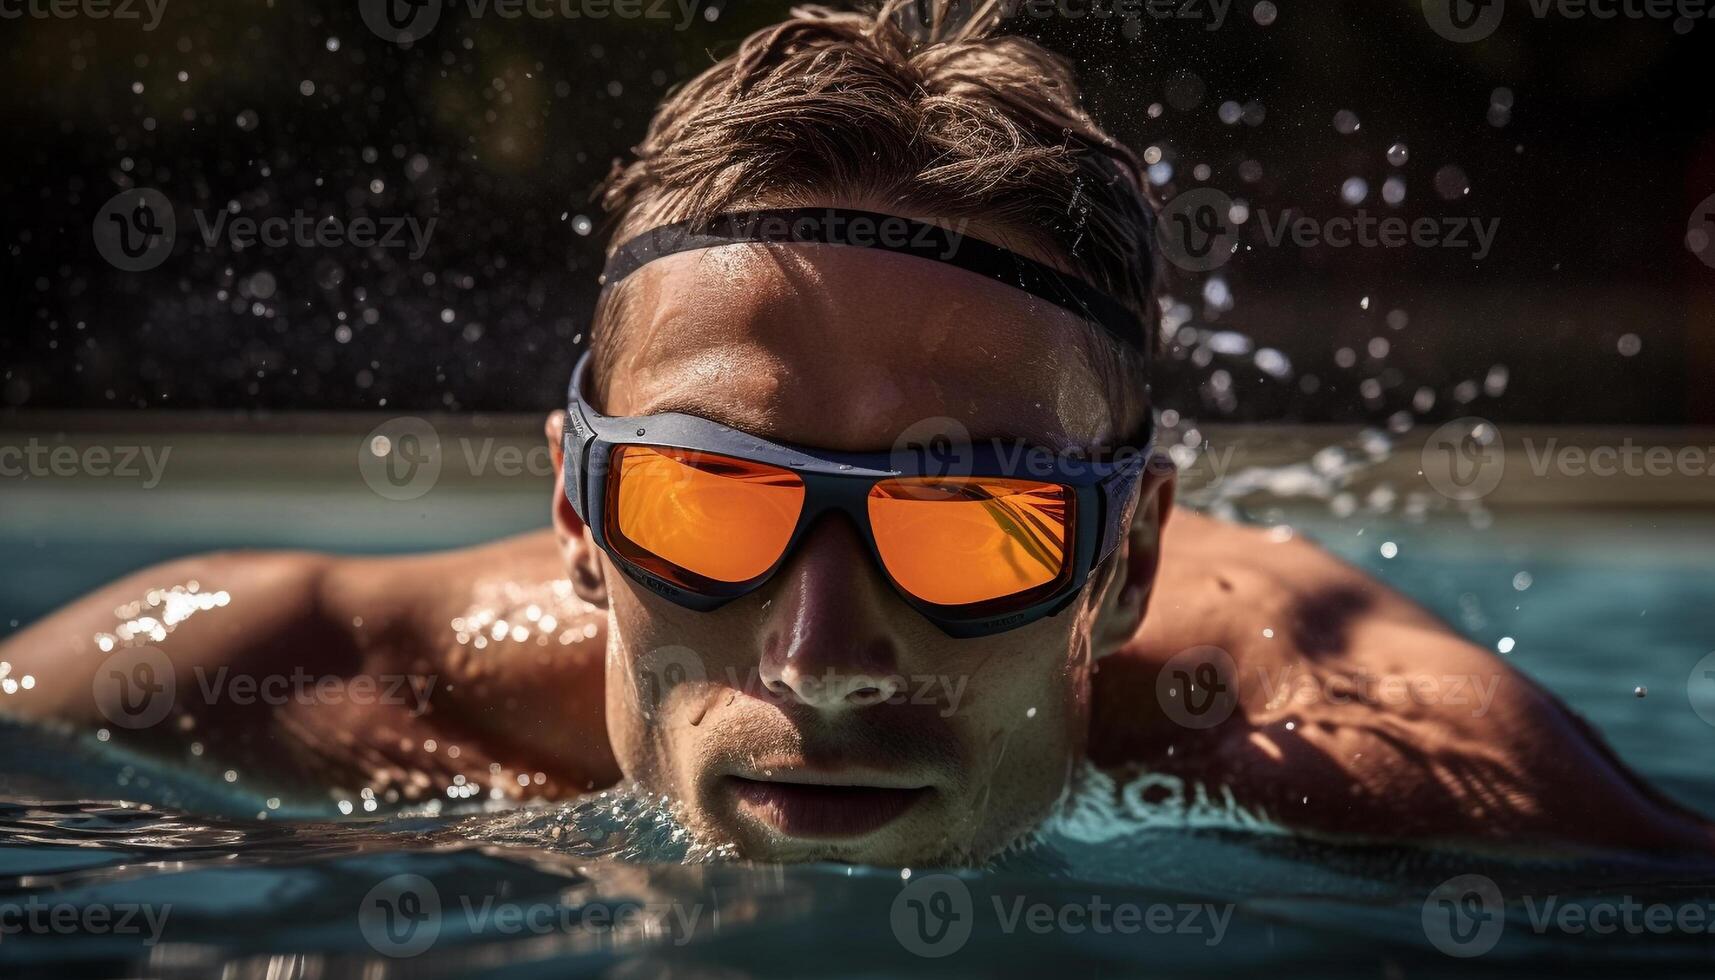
[3,491,1714,975]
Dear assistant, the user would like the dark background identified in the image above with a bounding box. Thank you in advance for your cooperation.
[3,0,1713,424]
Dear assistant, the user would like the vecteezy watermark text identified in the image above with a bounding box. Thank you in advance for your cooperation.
[1420,417,1715,501]
[661,665,970,719]
[995,0,1235,31]
[91,646,437,730]
[0,439,171,488]
[0,0,168,29]
[360,0,711,43]
[1156,188,1497,273]
[194,208,435,260]
[359,418,568,500]
[630,646,973,720]
[358,874,702,957]
[1423,873,1715,957]
[1153,645,1507,729]
[1256,209,1498,261]
[94,188,436,271]
[0,899,171,945]
[359,413,1189,503]
[1423,0,1710,43]
[890,875,1233,958]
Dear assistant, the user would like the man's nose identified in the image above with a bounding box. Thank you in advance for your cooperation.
[755,515,906,711]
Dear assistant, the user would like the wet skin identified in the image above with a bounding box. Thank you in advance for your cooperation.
[4,241,1713,862]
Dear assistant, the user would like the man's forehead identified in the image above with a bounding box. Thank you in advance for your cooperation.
[597,242,1117,452]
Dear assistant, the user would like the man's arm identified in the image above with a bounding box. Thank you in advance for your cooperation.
[0,534,618,803]
[1092,511,1715,855]
[1,549,342,727]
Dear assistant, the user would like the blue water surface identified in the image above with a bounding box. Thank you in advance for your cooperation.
[2,502,1713,977]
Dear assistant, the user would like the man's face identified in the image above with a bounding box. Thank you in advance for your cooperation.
[551,236,1168,865]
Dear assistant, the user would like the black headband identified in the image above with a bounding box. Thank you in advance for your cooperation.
[598,207,1149,357]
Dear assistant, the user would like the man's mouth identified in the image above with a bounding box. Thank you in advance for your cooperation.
[724,771,931,839]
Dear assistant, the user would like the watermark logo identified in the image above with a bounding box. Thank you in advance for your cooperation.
[92,646,176,729]
[1157,187,1238,273]
[1155,645,1239,729]
[359,417,444,500]
[1421,417,1506,501]
[891,875,974,958]
[1423,0,1506,42]
[1422,874,1505,957]
[359,0,441,42]
[93,188,175,272]
[890,416,974,483]
[1689,193,1715,269]
[634,645,707,720]
[1688,651,1715,728]
[359,874,442,957]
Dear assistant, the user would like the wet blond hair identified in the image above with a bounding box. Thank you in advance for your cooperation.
[593,0,1159,426]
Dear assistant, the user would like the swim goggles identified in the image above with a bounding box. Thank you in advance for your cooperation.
[561,208,1155,637]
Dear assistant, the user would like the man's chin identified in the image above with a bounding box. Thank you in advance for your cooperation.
[682,779,1039,867]
[670,778,963,866]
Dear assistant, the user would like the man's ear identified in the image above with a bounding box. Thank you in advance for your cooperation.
[546,411,610,608]
[1092,453,1175,657]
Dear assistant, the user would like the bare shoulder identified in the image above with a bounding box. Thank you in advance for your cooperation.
[1089,509,1714,854]
[0,529,613,799]
[1,548,340,723]
[0,531,561,705]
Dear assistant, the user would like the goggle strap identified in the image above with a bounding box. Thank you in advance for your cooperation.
[1096,453,1148,568]
[599,207,1150,361]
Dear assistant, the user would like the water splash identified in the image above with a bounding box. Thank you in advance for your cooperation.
[1047,762,1281,845]
[459,783,736,864]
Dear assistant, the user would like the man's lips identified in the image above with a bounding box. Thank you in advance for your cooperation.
[725,773,930,839]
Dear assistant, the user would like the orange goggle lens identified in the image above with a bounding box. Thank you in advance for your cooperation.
[867,478,1072,607]
[608,445,805,585]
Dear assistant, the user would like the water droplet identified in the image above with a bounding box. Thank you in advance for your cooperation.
[1433,165,1470,200]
